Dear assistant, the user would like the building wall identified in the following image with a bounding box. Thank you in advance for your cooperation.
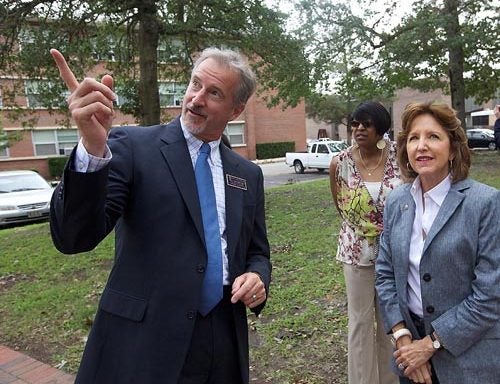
[1,85,306,177]
[251,98,307,153]
[392,88,451,136]
[305,117,331,140]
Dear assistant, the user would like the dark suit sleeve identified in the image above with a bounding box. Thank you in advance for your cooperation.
[50,128,132,254]
[246,168,271,315]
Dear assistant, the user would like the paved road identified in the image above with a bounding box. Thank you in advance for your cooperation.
[257,160,329,189]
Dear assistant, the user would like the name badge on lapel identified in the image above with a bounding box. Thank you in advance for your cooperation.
[226,174,247,190]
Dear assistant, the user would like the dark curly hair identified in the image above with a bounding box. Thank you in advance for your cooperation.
[397,102,470,182]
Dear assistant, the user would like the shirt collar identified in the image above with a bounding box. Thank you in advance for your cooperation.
[410,174,452,207]
[180,117,222,165]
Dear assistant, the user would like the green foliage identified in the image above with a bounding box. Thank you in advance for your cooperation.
[0,117,24,150]
[306,93,351,126]
[0,117,4,150]
[1,0,312,126]
[295,0,500,124]
[48,156,69,179]
[256,141,295,159]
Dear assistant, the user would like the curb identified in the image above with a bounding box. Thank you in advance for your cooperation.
[252,157,285,165]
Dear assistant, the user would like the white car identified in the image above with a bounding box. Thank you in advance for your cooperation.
[286,140,348,174]
[0,170,54,227]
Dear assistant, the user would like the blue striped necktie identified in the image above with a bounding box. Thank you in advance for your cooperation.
[195,143,223,316]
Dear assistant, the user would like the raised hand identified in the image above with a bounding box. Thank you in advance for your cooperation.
[50,48,116,157]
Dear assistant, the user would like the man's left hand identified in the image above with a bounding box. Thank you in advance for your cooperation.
[231,272,266,309]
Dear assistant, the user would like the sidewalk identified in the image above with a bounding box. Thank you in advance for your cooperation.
[0,346,75,384]
[252,157,285,165]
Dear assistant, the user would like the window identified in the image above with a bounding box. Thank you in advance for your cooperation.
[0,130,9,158]
[157,39,184,63]
[317,144,329,154]
[91,36,117,62]
[25,80,45,108]
[159,82,186,107]
[56,129,79,155]
[0,137,8,157]
[224,122,245,145]
[32,129,79,156]
[472,115,489,126]
[25,80,69,109]
[114,90,132,107]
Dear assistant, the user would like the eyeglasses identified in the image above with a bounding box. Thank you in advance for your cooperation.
[351,120,373,129]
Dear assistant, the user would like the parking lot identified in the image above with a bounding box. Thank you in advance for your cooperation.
[258,159,329,189]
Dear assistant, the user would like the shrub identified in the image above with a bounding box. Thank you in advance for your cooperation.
[256,141,295,160]
[48,156,69,179]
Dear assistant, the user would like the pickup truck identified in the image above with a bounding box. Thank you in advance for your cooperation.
[285,139,348,174]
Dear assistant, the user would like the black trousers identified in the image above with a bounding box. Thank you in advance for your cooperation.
[178,287,242,384]
[399,312,440,384]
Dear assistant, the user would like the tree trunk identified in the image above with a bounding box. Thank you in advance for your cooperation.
[138,1,160,126]
[444,0,466,129]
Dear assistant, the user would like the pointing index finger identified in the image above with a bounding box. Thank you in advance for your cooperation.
[50,48,79,92]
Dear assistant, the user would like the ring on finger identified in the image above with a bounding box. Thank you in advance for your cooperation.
[398,362,406,370]
[252,294,257,301]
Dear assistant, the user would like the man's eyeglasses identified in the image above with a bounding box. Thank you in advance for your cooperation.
[351,120,373,129]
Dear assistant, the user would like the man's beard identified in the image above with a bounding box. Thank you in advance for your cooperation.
[182,105,205,136]
[182,115,204,136]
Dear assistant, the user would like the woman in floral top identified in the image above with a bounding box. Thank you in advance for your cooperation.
[329,101,402,384]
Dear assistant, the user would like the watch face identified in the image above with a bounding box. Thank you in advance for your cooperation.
[432,339,441,349]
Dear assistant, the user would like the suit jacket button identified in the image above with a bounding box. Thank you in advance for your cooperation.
[187,310,196,320]
[423,273,431,282]
[197,265,205,273]
[426,306,435,314]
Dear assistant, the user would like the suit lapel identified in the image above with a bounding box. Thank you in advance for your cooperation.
[158,118,205,243]
[221,145,244,261]
[422,181,469,255]
[396,191,415,282]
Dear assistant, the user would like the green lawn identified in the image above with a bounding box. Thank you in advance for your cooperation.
[0,151,498,383]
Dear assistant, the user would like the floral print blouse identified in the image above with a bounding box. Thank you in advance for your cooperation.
[335,141,401,266]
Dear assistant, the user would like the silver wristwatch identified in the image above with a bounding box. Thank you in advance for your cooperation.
[430,332,442,350]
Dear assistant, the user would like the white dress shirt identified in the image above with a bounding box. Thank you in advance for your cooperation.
[181,121,229,285]
[407,175,451,317]
[73,121,230,284]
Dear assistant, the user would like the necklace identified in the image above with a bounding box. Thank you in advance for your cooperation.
[358,146,384,176]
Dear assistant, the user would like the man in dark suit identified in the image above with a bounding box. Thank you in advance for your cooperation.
[49,47,271,384]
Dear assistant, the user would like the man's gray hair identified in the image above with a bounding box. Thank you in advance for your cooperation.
[192,47,257,106]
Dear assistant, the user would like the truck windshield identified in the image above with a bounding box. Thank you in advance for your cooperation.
[328,142,347,152]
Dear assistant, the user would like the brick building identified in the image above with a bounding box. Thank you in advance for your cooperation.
[392,87,452,137]
[304,88,499,144]
[0,67,306,180]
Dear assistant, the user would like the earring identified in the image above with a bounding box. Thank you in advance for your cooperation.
[407,162,412,172]
[376,139,386,150]
[449,159,453,170]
